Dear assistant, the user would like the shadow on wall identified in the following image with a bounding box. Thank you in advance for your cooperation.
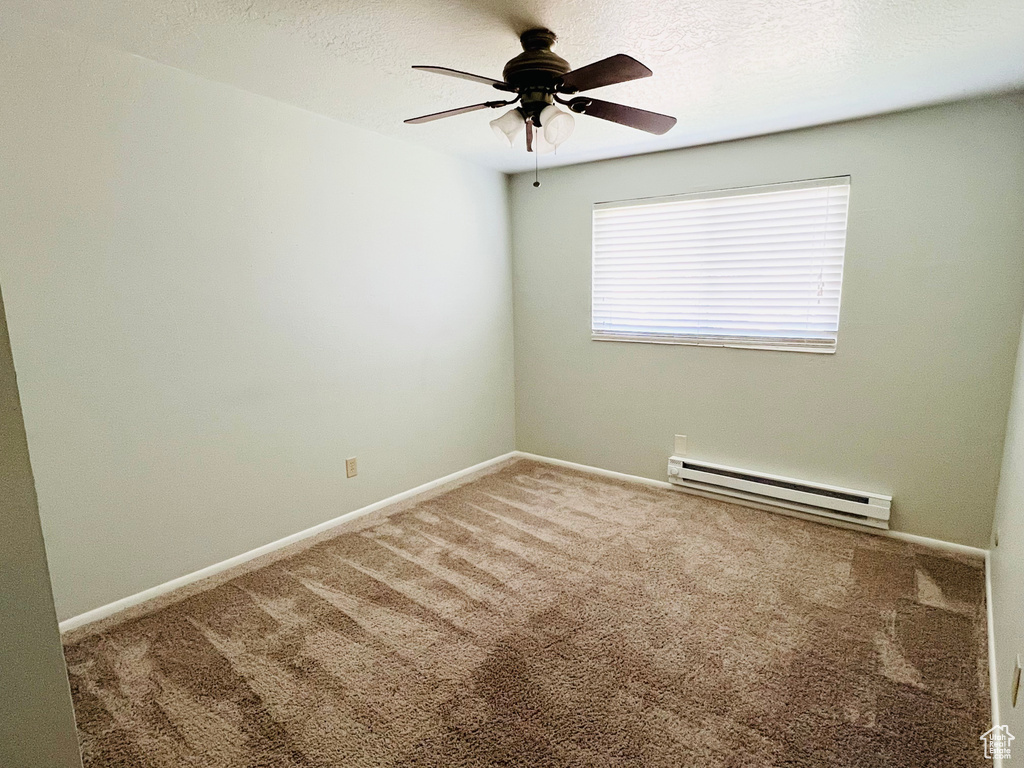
[0,285,82,768]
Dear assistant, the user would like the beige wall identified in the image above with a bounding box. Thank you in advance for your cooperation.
[991,281,1024,737]
[510,95,1024,548]
[0,18,515,621]
[0,286,82,767]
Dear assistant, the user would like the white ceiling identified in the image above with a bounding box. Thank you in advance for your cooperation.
[11,0,1024,173]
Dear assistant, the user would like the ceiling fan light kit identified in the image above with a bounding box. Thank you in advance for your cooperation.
[406,28,676,157]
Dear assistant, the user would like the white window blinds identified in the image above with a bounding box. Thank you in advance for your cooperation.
[592,177,851,353]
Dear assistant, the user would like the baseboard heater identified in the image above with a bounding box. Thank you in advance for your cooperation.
[667,456,891,529]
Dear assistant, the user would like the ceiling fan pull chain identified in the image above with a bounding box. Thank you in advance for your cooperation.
[534,147,540,188]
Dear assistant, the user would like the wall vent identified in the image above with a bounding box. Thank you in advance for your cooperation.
[667,456,891,529]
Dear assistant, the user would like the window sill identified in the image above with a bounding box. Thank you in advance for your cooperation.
[591,333,836,354]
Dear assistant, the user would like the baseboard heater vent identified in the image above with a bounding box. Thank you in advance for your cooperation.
[667,456,891,529]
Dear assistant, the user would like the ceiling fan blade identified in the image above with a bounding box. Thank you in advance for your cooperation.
[404,102,507,124]
[412,66,513,92]
[567,97,676,135]
[558,54,652,93]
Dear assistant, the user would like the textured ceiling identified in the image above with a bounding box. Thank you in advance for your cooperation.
[10,0,1024,172]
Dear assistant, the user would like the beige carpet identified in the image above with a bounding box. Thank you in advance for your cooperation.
[64,459,991,766]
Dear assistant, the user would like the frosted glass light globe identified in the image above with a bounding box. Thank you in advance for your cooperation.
[490,109,525,146]
[539,104,575,147]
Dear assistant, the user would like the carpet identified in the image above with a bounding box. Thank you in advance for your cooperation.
[64,459,991,766]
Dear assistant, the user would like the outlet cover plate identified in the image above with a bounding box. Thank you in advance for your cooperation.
[346,457,357,478]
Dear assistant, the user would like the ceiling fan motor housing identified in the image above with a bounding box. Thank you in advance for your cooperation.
[503,29,571,123]
[503,29,571,90]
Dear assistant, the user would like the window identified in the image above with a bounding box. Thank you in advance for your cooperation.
[591,177,850,353]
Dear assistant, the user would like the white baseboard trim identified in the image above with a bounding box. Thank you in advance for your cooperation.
[514,451,675,491]
[514,451,988,558]
[987,550,1001,763]
[59,451,517,634]
[880,529,988,559]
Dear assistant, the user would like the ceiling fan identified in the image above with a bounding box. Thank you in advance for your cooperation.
[404,28,676,155]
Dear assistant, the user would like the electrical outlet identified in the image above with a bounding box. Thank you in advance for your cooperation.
[345,457,357,478]
[1013,655,1022,707]
[674,435,687,455]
